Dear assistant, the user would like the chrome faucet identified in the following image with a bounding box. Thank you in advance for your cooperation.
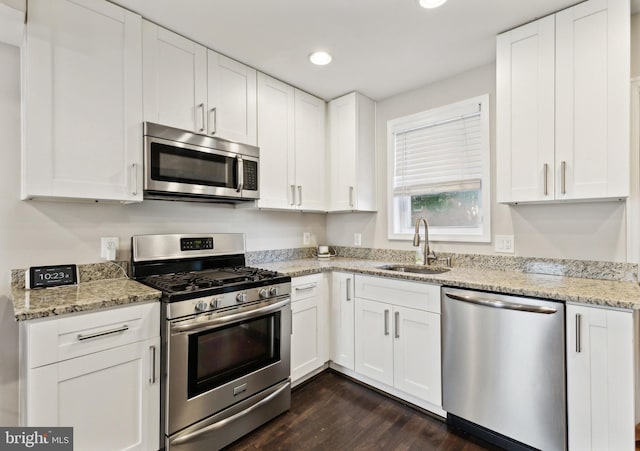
[413,217,437,265]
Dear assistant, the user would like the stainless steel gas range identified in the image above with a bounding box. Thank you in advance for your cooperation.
[131,233,292,451]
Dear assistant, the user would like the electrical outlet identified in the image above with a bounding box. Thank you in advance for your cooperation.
[101,237,119,261]
[354,233,362,246]
[303,232,311,245]
[494,235,515,254]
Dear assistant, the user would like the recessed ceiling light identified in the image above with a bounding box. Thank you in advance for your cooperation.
[418,0,447,8]
[309,51,332,66]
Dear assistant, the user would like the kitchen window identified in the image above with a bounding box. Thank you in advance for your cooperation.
[387,94,490,242]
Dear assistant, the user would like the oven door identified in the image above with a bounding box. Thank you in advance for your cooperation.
[166,296,291,436]
[144,136,259,200]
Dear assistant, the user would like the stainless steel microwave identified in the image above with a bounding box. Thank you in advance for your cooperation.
[143,122,259,203]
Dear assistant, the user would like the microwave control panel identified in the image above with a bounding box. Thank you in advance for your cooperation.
[244,161,258,191]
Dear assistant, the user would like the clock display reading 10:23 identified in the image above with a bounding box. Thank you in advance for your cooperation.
[29,264,78,289]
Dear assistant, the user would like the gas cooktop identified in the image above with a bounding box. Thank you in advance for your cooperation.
[138,266,290,302]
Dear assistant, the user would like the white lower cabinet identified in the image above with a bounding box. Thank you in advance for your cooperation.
[353,275,442,412]
[330,272,355,370]
[291,274,328,385]
[20,303,160,451]
[566,304,636,451]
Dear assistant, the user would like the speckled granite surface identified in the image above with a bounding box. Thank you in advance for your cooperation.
[11,261,130,289]
[9,261,159,321]
[255,258,640,310]
[243,246,638,282]
[11,279,161,321]
[328,247,638,282]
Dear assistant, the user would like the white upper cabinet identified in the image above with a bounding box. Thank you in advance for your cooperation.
[555,0,629,201]
[143,20,207,134]
[294,89,326,211]
[23,0,143,202]
[143,22,257,145]
[328,92,376,212]
[256,73,296,210]
[496,16,555,203]
[257,73,326,212]
[207,50,257,145]
[497,0,629,203]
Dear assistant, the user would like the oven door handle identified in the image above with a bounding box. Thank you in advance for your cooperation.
[171,297,290,334]
[171,380,290,446]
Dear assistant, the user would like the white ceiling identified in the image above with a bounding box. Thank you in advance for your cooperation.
[113,0,637,101]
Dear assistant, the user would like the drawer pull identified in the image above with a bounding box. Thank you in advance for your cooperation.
[77,324,129,341]
[294,283,317,292]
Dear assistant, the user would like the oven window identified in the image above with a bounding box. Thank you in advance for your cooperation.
[150,142,236,188]
[187,312,281,397]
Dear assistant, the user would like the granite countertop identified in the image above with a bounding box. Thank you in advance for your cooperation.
[10,278,161,321]
[255,258,640,310]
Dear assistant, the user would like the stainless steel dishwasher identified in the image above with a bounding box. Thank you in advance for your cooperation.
[441,287,566,451]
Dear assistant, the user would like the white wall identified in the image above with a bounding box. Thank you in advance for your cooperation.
[327,62,628,262]
[0,42,326,425]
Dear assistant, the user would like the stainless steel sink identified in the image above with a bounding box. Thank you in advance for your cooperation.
[378,264,450,274]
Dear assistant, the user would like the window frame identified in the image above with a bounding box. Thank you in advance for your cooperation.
[386,94,491,243]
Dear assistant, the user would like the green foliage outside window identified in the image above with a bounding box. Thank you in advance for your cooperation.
[409,190,480,228]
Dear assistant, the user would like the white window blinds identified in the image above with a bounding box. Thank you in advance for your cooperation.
[393,103,482,196]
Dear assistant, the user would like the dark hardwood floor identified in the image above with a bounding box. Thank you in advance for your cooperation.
[224,370,493,451]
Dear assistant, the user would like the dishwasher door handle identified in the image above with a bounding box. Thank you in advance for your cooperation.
[445,293,558,314]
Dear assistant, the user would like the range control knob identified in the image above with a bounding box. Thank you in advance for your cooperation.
[195,301,208,312]
[210,298,219,309]
[269,286,279,296]
[258,288,268,299]
[236,293,247,303]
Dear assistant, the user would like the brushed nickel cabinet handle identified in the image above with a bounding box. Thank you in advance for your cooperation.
[576,313,582,353]
[561,161,567,195]
[198,103,205,132]
[149,345,156,384]
[297,186,302,206]
[543,163,548,196]
[349,186,354,207]
[131,163,138,196]
[77,325,129,341]
[290,185,296,206]
[384,309,390,336]
[209,107,217,135]
[346,278,352,301]
[394,311,400,339]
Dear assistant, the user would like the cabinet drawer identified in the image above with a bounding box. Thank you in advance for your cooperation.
[292,274,323,302]
[26,302,160,368]
[354,275,440,313]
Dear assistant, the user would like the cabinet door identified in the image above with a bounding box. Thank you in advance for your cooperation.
[23,0,143,202]
[496,16,555,203]
[354,298,393,386]
[393,306,441,406]
[291,275,327,383]
[566,305,634,451]
[294,89,326,211]
[328,93,358,211]
[143,20,207,133]
[207,51,257,145]
[256,73,295,209]
[291,297,323,382]
[27,337,160,451]
[330,272,355,370]
[555,0,629,200]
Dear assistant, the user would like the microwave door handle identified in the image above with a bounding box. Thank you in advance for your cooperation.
[236,156,244,193]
